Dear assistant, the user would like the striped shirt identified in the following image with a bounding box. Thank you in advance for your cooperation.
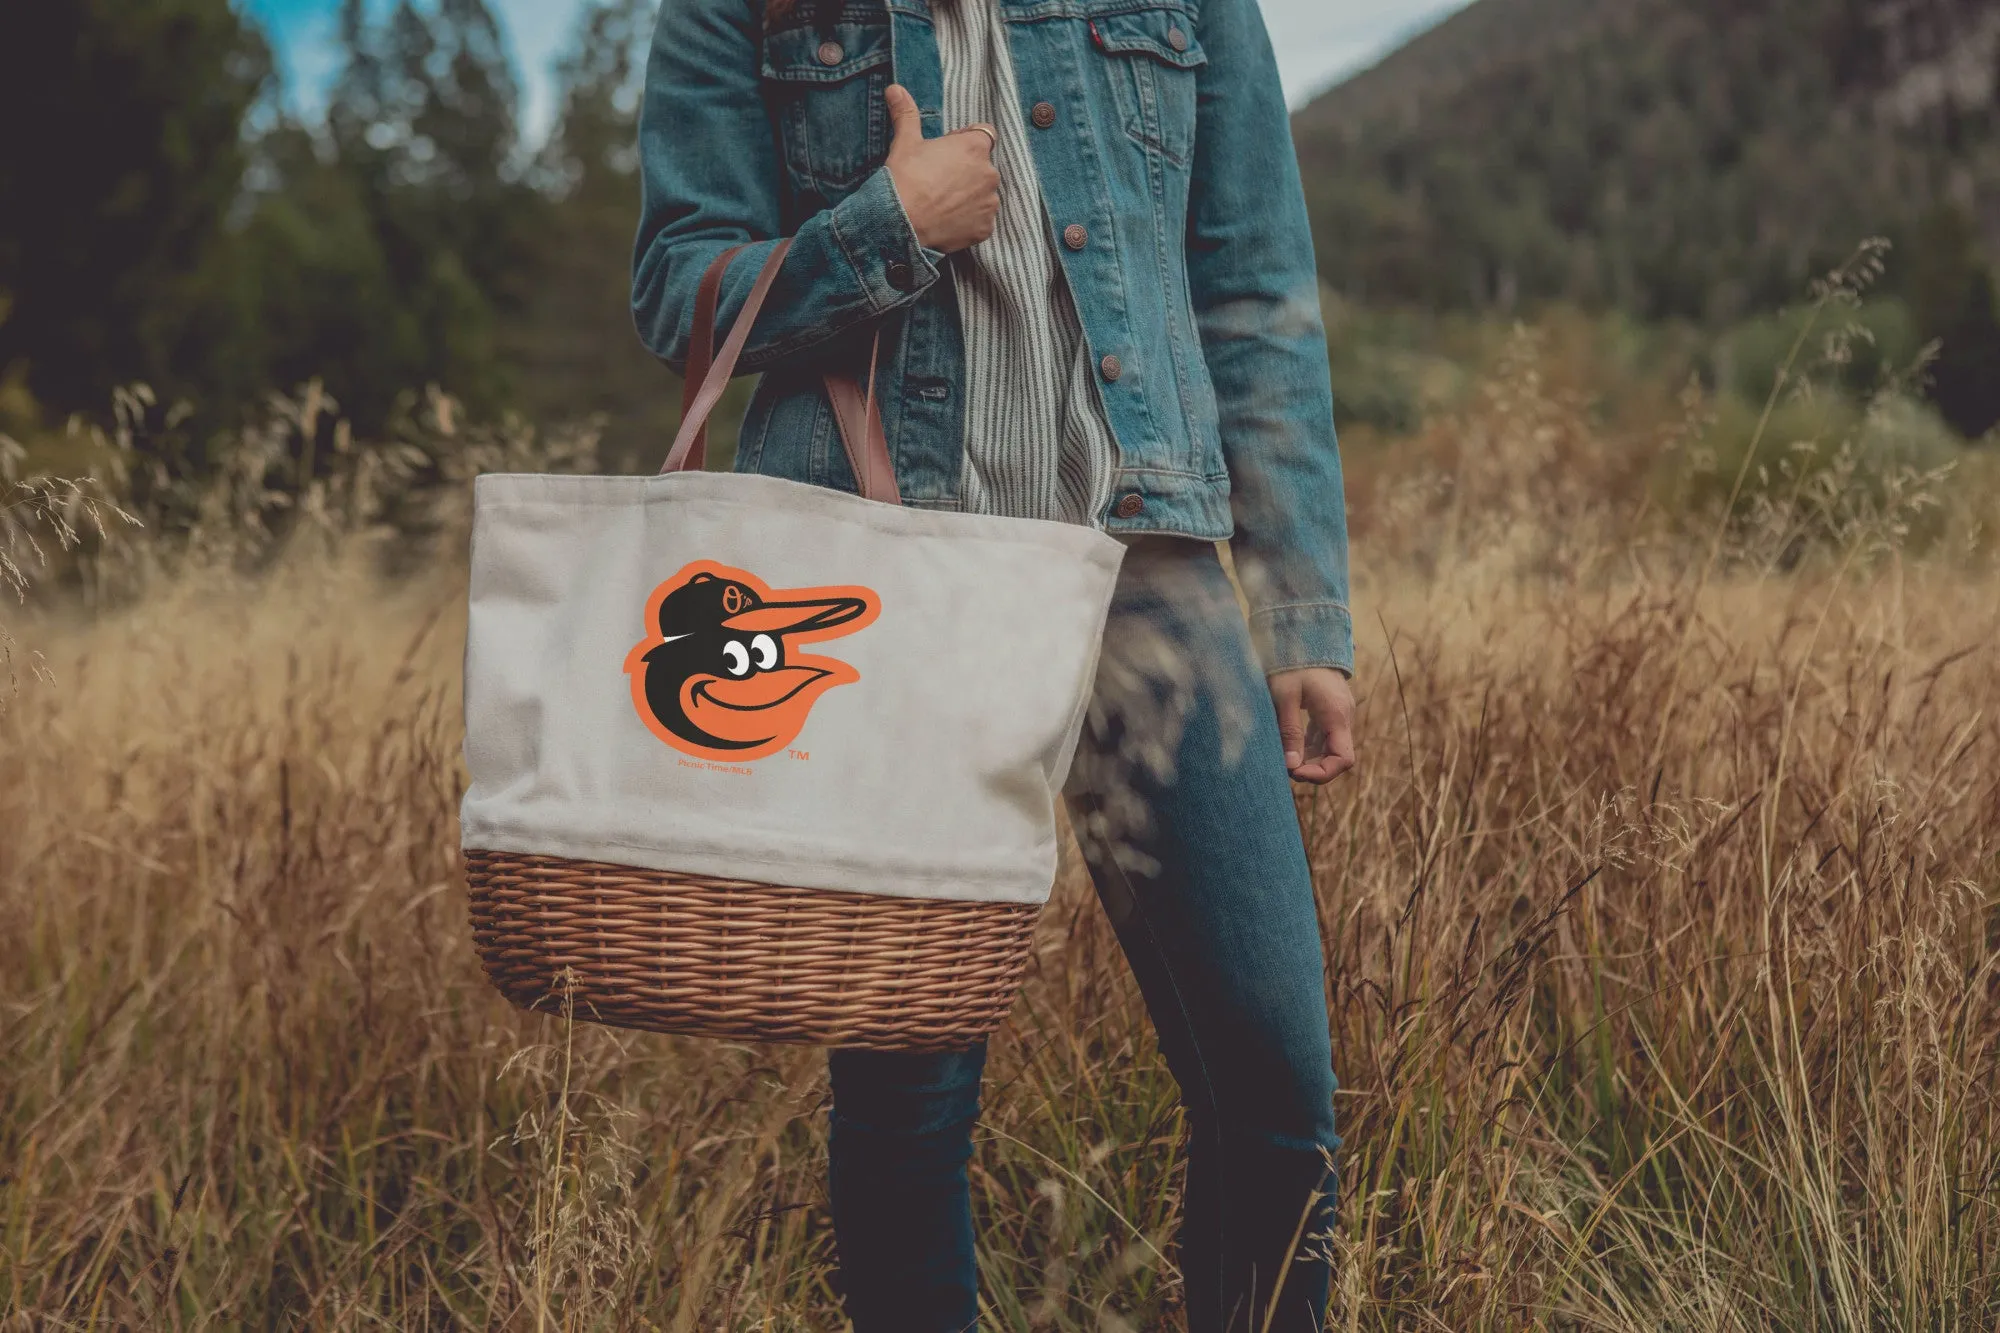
[931,0,1119,526]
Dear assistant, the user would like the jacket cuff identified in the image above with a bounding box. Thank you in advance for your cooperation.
[1250,601,1355,677]
[829,167,944,313]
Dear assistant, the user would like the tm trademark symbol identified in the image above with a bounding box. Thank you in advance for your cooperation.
[788,749,810,761]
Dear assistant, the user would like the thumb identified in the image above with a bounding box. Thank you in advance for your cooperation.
[885,84,925,149]
[1273,680,1308,772]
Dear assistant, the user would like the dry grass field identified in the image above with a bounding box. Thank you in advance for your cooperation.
[4,303,1999,1328]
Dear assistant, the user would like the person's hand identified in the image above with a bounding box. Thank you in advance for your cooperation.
[1269,667,1357,785]
[884,84,1000,253]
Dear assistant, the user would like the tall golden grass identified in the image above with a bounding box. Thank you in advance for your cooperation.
[4,261,1998,1328]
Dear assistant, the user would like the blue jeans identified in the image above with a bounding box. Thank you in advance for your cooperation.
[829,539,1340,1332]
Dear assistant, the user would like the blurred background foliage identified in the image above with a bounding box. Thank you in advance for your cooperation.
[0,0,672,476]
[1298,0,2000,441]
[4,7,1999,1324]
[0,0,1996,486]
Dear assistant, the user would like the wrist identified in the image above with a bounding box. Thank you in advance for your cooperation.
[1269,665,1352,683]
[883,165,935,250]
[830,168,942,312]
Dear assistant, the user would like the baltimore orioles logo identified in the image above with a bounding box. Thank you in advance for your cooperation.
[624,561,880,762]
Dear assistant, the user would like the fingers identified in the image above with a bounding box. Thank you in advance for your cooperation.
[885,84,924,147]
[1272,675,1309,772]
[1270,668,1357,785]
[1292,674,1357,785]
[880,87,1001,253]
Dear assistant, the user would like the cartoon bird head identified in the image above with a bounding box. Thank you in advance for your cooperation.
[625,563,879,761]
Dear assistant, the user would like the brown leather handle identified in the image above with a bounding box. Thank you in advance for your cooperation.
[674,242,747,473]
[662,241,791,475]
[822,335,900,505]
[662,240,902,506]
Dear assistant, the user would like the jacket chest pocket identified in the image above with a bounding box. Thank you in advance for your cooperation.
[1091,6,1206,167]
[762,22,893,204]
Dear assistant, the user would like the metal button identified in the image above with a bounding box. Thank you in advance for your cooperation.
[1031,101,1058,129]
[817,40,845,66]
[1063,223,1089,250]
[1116,493,1145,519]
[1167,26,1189,52]
[1100,354,1123,382]
[886,260,914,292]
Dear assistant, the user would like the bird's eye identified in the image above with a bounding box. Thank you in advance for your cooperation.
[722,641,751,677]
[751,634,778,670]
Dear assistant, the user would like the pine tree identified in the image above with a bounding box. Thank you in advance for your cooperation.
[510,0,682,471]
[1909,204,2000,440]
[0,0,271,418]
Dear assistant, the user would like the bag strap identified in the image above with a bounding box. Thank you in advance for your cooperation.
[673,242,746,473]
[823,334,898,505]
[662,241,903,507]
[661,241,791,476]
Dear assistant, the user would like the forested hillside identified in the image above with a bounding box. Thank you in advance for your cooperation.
[0,0,669,466]
[7,0,1999,455]
[1294,0,2000,434]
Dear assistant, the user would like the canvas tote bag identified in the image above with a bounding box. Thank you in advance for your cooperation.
[461,241,1126,1049]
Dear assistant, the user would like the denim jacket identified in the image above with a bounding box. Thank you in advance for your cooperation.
[633,0,1353,674]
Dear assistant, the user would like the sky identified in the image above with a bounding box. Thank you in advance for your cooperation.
[244,0,1475,135]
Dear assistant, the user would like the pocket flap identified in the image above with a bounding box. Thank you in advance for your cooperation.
[1091,9,1207,70]
[762,22,893,84]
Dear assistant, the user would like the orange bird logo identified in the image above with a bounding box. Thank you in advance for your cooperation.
[624,561,880,762]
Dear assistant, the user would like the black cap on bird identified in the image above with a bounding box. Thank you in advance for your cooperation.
[635,570,873,756]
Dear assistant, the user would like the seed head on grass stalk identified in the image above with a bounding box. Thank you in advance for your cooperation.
[5,249,2000,1326]
[0,432,141,710]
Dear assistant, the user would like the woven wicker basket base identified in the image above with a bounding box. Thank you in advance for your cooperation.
[465,851,1041,1051]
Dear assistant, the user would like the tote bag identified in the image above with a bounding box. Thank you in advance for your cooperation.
[461,240,1126,1049]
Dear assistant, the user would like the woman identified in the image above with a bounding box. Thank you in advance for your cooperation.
[633,0,1356,1327]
